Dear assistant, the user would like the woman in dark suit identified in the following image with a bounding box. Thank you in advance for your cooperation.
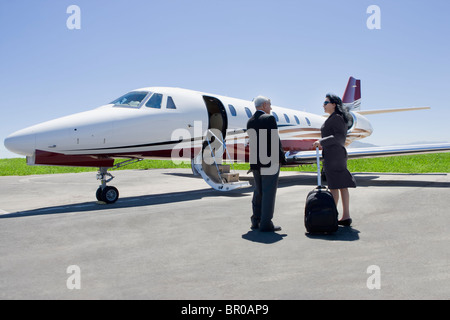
[313,94,356,226]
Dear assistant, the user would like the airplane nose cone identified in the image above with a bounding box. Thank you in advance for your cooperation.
[4,130,36,156]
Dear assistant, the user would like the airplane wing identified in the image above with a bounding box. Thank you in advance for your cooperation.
[285,143,450,165]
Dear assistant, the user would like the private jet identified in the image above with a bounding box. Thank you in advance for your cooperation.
[4,77,450,203]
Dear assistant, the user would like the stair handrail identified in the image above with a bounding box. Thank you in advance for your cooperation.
[206,129,236,173]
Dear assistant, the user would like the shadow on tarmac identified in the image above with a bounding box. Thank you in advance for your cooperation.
[169,172,450,188]
[241,230,288,244]
[240,226,360,244]
[0,187,248,219]
[305,226,361,241]
[1,172,447,219]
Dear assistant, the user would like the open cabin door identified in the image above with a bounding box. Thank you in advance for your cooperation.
[191,96,249,191]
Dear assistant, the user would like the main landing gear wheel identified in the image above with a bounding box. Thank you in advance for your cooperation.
[96,186,119,204]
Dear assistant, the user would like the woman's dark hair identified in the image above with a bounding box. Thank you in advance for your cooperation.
[326,93,353,130]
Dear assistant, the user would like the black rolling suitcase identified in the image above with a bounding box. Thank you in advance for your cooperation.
[304,148,339,234]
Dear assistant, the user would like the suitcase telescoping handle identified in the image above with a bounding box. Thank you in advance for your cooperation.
[316,147,321,187]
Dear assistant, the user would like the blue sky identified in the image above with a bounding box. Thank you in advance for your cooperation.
[1,0,449,158]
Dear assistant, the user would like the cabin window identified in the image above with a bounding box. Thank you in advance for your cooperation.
[294,115,300,125]
[245,107,252,118]
[167,96,177,109]
[111,91,150,108]
[284,114,290,123]
[228,104,237,116]
[146,93,163,109]
[272,112,279,122]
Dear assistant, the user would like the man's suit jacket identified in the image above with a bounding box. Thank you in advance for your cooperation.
[246,110,286,171]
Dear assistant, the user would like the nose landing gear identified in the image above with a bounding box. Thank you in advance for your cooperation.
[96,167,119,204]
[94,158,142,204]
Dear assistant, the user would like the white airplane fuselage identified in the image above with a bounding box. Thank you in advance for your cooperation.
[4,86,373,165]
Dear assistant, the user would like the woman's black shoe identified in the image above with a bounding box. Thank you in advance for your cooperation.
[338,218,352,226]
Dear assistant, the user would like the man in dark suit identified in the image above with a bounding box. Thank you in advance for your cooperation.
[247,96,286,232]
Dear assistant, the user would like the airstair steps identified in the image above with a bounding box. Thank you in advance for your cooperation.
[192,152,249,192]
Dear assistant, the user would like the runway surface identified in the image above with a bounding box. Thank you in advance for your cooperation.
[0,169,449,299]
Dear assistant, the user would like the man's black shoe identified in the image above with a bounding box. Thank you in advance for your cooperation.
[251,223,259,230]
[260,225,282,232]
[251,219,260,230]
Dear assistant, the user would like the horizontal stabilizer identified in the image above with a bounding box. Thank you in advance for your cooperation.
[356,107,430,115]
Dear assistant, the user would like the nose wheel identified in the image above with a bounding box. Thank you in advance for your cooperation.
[96,167,119,204]
[96,186,119,204]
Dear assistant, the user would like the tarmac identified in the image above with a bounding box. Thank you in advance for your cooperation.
[0,168,449,300]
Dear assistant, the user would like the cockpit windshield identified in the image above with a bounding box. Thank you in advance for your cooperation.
[110,91,151,107]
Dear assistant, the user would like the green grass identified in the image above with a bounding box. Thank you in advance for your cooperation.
[347,153,450,173]
[0,158,190,176]
[0,153,449,176]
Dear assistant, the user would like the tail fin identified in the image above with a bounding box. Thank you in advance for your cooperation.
[342,77,431,116]
[342,76,361,111]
